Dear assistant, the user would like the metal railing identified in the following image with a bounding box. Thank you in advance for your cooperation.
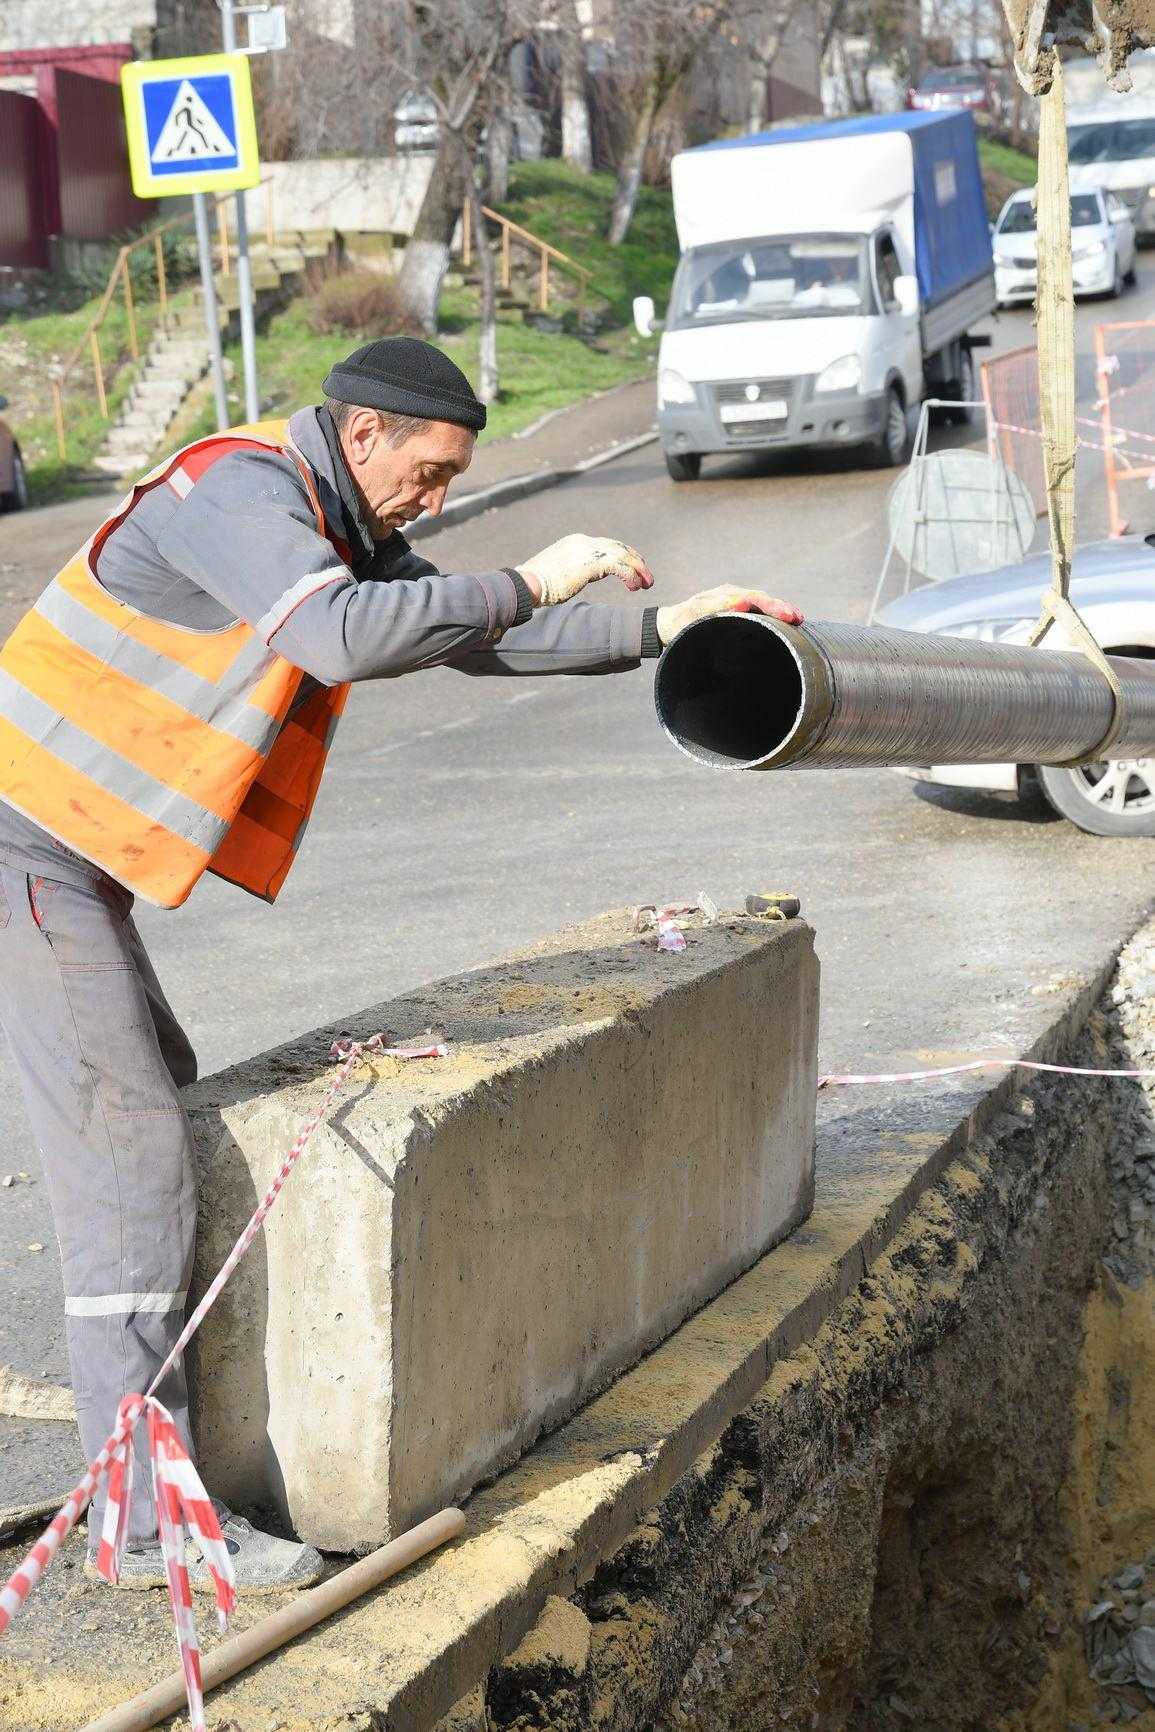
[49,178,277,461]
[460,200,592,315]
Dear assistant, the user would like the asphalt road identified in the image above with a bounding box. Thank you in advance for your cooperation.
[3,271,1155,1502]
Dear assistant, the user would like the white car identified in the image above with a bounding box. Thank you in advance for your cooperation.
[877,536,1155,836]
[991,185,1136,306]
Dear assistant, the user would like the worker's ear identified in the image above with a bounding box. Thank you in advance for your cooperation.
[342,408,383,468]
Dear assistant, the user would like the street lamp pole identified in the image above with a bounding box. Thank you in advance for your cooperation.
[218,0,261,424]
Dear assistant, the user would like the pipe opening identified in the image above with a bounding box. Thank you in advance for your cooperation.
[654,614,805,769]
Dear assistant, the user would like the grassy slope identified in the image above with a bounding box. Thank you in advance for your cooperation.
[180,161,676,449]
[978,135,1038,218]
[0,290,179,503]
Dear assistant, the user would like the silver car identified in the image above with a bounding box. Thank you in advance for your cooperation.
[876,535,1155,836]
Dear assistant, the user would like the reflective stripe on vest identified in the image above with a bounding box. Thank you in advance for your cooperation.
[0,420,352,908]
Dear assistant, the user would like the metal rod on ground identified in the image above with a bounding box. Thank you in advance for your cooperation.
[78,1507,466,1732]
[219,0,261,423]
[193,191,229,431]
[654,612,1155,773]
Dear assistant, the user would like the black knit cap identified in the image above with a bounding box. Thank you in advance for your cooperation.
[322,337,486,432]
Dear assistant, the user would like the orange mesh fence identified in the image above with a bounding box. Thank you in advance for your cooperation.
[981,344,1047,517]
[1094,321,1155,536]
[981,328,1155,540]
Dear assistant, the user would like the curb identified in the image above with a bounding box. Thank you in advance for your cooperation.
[407,427,659,542]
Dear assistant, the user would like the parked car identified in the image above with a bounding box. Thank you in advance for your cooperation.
[0,398,27,513]
[991,185,1136,305]
[876,536,1155,836]
[393,91,439,151]
[908,65,992,114]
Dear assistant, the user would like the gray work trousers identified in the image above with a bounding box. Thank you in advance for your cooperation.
[0,863,197,1540]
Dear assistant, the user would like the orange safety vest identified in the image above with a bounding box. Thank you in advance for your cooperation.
[0,420,352,909]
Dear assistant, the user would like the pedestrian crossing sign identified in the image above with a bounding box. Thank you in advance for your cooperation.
[121,53,260,198]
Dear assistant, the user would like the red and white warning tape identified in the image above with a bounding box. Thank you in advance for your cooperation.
[819,1056,1155,1088]
[0,1031,445,1732]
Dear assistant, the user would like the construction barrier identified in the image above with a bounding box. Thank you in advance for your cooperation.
[1094,321,1155,536]
[981,343,1047,516]
[982,324,1155,540]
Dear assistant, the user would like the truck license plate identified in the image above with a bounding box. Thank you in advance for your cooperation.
[720,400,788,422]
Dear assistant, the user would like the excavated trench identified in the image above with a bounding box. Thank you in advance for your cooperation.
[441,916,1155,1732]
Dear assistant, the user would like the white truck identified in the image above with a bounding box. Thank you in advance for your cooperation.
[634,111,996,482]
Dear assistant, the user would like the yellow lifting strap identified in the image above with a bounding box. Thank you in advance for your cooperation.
[1028,51,1126,760]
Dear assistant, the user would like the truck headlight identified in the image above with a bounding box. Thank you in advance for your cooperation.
[658,367,696,406]
[815,354,862,394]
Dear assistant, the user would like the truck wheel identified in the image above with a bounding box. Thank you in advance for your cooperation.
[665,451,701,482]
[1036,758,1155,836]
[944,348,976,426]
[871,389,910,468]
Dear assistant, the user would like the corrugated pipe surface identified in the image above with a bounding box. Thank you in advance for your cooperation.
[654,614,1155,771]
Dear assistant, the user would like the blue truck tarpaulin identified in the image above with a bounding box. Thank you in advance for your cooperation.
[690,111,993,311]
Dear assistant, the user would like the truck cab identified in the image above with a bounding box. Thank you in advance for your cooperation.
[636,113,995,483]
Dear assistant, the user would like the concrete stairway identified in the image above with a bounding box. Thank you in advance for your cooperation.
[92,315,213,476]
[93,231,336,478]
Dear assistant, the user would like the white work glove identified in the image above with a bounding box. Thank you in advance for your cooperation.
[656,584,804,645]
[516,533,654,607]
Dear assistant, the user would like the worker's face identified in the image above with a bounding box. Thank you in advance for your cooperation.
[340,411,475,538]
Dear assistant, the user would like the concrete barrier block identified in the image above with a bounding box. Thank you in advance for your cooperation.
[185,910,818,1552]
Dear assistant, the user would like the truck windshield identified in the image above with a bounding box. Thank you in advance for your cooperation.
[667,235,869,327]
[1068,118,1155,163]
[998,193,1101,232]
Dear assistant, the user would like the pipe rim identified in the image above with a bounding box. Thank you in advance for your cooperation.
[654,613,835,771]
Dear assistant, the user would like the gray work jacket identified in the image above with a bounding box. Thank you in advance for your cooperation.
[0,405,658,883]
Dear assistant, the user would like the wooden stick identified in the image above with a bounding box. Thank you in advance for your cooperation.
[217,199,230,276]
[79,1507,465,1732]
[90,329,108,418]
[154,232,167,321]
[51,381,66,461]
[121,256,139,362]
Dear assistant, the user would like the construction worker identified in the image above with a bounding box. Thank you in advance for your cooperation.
[0,337,800,1590]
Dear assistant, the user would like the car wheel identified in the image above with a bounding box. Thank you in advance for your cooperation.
[871,388,910,468]
[1036,757,1155,836]
[665,451,701,482]
[0,448,27,513]
[1111,256,1124,298]
[1125,257,1138,287]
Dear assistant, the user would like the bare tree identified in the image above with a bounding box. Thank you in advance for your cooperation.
[557,0,593,171]
[465,167,500,402]
[726,0,807,134]
[605,0,730,247]
[390,0,519,336]
[485,49,516,202]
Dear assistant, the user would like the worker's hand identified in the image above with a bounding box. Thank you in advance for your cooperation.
[656,586,804,646]
[516,534,654,607]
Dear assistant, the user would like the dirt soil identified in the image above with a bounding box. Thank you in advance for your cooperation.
[438,918,1155,1732]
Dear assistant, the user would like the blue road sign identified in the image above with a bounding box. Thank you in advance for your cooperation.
[121,54,259,199]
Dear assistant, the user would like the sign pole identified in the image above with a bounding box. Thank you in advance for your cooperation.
[193,191,230,430]
[218,0,260,423]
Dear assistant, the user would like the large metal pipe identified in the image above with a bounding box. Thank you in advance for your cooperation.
[653,614,1155,772]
